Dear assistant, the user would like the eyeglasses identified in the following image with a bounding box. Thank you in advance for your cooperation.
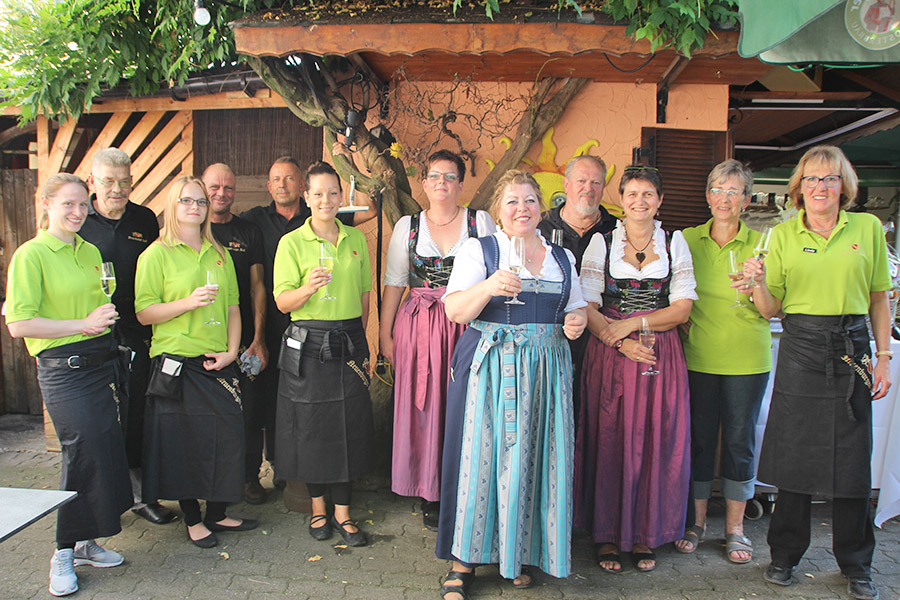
[177,197,210,207]
[709,188,743,198]
[801,175,842,189]
[95,178,132,189]
[427,171,460,182]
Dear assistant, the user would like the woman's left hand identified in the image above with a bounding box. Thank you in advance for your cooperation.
[872,357,892,400]
[600,316,638,347]
[563,311,587,340]
[203,351,237,371]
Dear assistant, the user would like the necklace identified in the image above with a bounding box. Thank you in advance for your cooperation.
[425,206,460,228]
[625,230,654,264]
[524,238,542,264]
[562,207,602,234]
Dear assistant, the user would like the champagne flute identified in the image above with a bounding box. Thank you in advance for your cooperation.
[728,250,747,308]
[100,262,119,320]
[505,236,526,306]
[204,269,221,325]
[551,229,564,247]
[639,317,658,376]
[319,242,336,301]
[750,226,773,287]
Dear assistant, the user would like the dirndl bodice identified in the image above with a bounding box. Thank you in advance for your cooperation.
[601,231,672,314]
[408,209,479,289]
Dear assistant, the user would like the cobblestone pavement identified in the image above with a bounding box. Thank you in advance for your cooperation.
[1,413,898,600]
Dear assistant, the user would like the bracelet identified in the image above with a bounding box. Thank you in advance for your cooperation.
[875,350,893,359]
[614,339,624,350]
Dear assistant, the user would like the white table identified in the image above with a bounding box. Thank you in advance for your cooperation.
[0,487,77,543]
[754,333,900,527]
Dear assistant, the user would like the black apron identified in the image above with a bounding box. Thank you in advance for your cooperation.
[142,357,244,503]
[37,334,132,542]
[275,318,375,484]
[757,314,874,498]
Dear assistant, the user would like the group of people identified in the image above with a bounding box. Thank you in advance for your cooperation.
[3,142,890,600]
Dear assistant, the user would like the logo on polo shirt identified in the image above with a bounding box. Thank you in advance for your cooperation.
[803,247,817,253]
[128,231,149,244]
[226,241,246,253]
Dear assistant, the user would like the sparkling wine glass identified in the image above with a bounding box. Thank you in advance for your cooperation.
[100,262,119,320]
[639,317,658,376]
[204,269,221,325]
[319,242,336,301]
[505,236,526,306]
[551,229,564,247]
[728,250,747,308]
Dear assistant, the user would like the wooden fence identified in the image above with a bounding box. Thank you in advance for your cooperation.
[0,169,40,416]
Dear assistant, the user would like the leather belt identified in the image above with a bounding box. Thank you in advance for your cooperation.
[36,350,119,369]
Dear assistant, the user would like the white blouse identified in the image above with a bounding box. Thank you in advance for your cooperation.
[580,219,698,306]
[383,209,496,287]
[444,231,587,313]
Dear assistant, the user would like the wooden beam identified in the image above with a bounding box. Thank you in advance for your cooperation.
[836,71,900,107]
[35,117,49,204]
[45,119,78,176]
[73,112,131,179]
[180,116,194,176]
[131,139,192,206]
[118,111,166,157]
[0,122,37,148]
[145,177,178,215]
[130,111,192,182]
[731,91,872,101]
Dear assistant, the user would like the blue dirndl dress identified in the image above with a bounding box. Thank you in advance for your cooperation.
[435,236,575,579]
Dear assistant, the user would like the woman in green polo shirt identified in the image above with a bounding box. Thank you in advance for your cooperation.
[273,161,374,547]
[5,173,131,597]
[136,176,256,549]
[745,145,891,600]
[677,160,771,564]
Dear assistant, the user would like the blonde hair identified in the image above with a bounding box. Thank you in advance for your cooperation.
[489,170,543,223]
[158,176,225,259]
[38,173,89,230]
[787,145,859,210]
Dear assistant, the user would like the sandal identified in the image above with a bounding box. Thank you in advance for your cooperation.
[596,545,623,574]
[511,566,534,589]
[440,569,474,600]
[632,548,657,572]
[725,533,753,564]
[676,524,706,554]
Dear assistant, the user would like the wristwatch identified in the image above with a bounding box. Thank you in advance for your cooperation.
[614,339,624,350]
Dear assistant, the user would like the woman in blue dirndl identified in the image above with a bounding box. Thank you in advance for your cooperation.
[435,170,587,599]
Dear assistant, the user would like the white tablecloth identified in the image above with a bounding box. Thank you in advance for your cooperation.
[754,335,900,527]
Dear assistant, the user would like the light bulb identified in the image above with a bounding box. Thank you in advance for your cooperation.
[193,4,211,26]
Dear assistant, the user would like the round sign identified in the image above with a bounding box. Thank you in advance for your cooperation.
[846,0,900,50]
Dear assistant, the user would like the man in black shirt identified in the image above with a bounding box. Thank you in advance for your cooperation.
[80,148,174,525]
[203,163,269,504]
[537,155,617,422]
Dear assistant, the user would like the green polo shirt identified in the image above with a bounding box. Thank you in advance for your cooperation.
[273,218,372,321]
[766,210,891,315]
[681,219,772,375]
[5,231,110,356]
[135,239,239,358]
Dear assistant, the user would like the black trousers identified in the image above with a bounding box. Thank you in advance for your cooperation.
[767,490,875,578]
[240,371,265,482]
[307,481,352,506]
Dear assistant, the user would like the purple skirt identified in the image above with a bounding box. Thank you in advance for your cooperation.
[391,287,466,500]
[573,311,691,551]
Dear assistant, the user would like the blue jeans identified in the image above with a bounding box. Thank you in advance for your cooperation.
[687,371,769,502]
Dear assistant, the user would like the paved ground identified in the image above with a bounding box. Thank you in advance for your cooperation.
[1,413,898,600]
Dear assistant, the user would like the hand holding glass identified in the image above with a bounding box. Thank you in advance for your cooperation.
[750,226,773,286]
[100,262,119,320]
[639,317,658,376]
[204,270,221,325]
[319,242,336,301]
[505,236,526,305]
[728,250,747,308]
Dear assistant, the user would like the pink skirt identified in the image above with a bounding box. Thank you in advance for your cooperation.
[391,287,466,500]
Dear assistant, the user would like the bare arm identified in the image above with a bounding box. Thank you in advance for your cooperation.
[596,299,693,345]
[361,291,370,330]
[869,290,893,400]
[444,269,522,324]
[245,263,269,369]
[7,304,118,339]
[275,267,331,314]
[204,305,241,371]
[379,285,405,362]
[744,256,783,319]
[137,286,214,326]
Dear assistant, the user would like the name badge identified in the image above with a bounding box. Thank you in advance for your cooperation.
[803,247,817,253]
[286,337,303,350]
[161,357,183,376]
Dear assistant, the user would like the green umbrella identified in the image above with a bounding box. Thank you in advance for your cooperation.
[738,0,900,64]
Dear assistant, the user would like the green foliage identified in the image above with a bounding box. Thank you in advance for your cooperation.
[0,0,738,122]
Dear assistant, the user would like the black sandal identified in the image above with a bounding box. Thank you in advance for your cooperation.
[597,544,623,574]
[440,570,474,600]
[632,548,657,572]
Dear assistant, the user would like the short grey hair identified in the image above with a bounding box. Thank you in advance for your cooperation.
[706,159,753,196]
[564,155,607,182]
[93,148,132,170]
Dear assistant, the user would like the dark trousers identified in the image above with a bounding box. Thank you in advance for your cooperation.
[179,499,228,526]
[768,490,875,578]
[307,481,352,505]
[240,372,264,482]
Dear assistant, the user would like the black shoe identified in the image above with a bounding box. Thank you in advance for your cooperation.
[132,503,177,525]
[848,577,879,600]
[244,481,267,505]
[309,514,332,541]
[273,478,286,491]
[764,563,794,586]
[331,517,367,547]
[186,526,218,548]
[203,517,259,532]
[422,500,439,531]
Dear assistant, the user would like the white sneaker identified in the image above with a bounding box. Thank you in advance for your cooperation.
[49,549,78,597]
[73,539,124,568]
